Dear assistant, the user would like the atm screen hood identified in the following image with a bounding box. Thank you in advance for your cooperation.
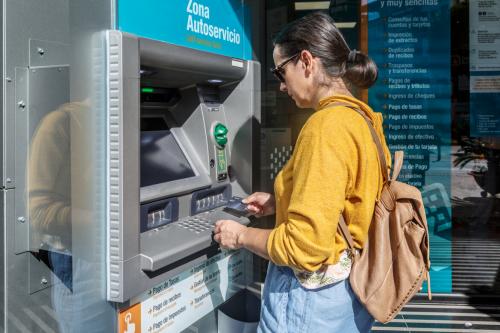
[139,37,246,88]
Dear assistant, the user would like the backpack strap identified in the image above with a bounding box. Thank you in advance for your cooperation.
[338,214,356,253]
[345,106,390,183]
[391,151,404,181]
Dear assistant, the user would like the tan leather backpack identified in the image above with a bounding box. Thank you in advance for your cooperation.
[337,106,432,324]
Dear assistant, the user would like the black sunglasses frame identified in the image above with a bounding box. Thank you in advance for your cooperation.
[270,52,301,83]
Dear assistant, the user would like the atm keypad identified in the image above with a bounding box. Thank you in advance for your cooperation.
[175,207,247,236]
[177,212,216,234]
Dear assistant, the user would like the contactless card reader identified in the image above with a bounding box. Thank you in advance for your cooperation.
[223,196,250,218]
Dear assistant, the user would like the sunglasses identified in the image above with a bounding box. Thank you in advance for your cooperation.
[270,52,300,83]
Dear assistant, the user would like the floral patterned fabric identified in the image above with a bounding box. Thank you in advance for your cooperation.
[292,250,352,289]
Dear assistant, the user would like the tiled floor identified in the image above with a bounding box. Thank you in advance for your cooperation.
[372,302,500,332]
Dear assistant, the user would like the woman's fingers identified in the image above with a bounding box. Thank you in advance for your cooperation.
[213,220,222,233]
[212,219,247,250]
[246,203,263,214]
[243,192,264,204]
[244,192,270,206]
[213,232,221,243]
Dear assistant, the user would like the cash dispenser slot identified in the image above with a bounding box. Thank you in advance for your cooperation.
[140,198,179,233]
[190,185,231,215]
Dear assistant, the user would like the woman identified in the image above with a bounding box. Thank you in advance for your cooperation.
[213,11,391,333]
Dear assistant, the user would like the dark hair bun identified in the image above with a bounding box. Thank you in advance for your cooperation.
[273,11,378,89]
[344,52,378,89]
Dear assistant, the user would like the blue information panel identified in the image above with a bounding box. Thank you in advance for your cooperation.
[470,78,500,137]
[469,0,500,136]
[368,0,452,292]
[118,0,252,60]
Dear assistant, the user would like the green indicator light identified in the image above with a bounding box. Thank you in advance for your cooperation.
[214,123,228,147]
[141,87,154,93]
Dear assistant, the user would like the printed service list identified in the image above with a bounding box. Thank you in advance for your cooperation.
[368,0,451,188]
[118,250,245,333]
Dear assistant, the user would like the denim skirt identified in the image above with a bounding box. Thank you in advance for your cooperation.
[257,263,374,333]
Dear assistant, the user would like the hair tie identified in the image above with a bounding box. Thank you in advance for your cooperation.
[347,49,359,64]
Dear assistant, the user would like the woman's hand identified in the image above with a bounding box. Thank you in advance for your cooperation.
[213,220,248,250]
[243,192,276,217]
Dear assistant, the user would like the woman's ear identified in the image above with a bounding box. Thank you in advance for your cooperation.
[300,50,314,70]
[300,50,315,78]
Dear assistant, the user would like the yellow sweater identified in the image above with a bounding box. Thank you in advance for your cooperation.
[267,95,391,272]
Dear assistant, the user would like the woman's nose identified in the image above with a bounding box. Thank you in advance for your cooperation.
[280,82,287,92]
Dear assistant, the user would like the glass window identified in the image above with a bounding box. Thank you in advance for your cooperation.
[256,0,500,300]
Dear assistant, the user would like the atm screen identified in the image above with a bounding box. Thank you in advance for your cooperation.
[140,118,195,187]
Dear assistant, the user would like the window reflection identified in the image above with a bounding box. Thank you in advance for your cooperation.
[28,99,110,332]
[260,0,500,298]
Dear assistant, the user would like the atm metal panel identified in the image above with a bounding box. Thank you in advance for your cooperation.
[105,31,258,302]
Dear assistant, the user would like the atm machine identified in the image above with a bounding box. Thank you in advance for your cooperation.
[1,1,261,332]
[105,31,261,303]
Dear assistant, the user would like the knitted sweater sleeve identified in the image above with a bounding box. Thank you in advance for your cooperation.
[267,116,352,272]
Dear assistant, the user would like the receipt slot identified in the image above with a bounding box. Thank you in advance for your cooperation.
[105,31,260,302]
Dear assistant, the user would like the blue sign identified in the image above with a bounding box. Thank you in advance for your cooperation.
[469,0,500,136]
[368,1,452,292]
[118,0,252,60]
[470,75,500,137]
